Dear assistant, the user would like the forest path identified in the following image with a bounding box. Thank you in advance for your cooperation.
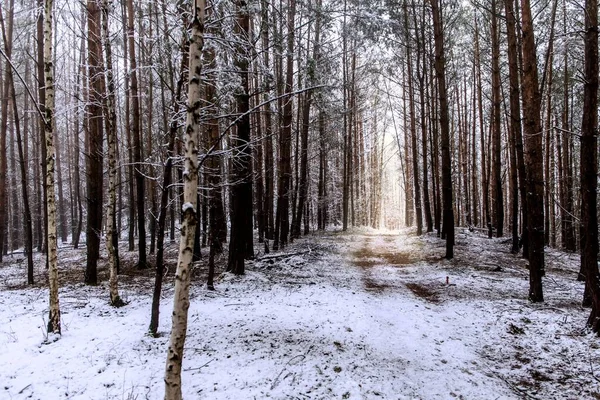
[322,228,519,399]
[330,228,594,400]
[0,228,593,399]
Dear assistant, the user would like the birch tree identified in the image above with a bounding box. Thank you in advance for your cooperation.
[44,0,60,336]
[164,0,205,397]
[103,0,123,306]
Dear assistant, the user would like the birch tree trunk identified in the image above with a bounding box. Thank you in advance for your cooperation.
[164,0,204,397]
[102,0,123,306]
[43,0,60,335]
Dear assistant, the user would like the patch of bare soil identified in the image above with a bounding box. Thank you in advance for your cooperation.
[347,234,420,294]
[350,247,414,269]
[405,282,441,303]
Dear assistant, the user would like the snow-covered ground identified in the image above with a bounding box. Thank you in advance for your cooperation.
[1,228,598,399]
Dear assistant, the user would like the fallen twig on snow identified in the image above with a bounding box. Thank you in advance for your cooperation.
[184,358,213,372]
[259,249,312,261]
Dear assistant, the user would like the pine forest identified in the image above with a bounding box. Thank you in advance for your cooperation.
[0,0,599,398]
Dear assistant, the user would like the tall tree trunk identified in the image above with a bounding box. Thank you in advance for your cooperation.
[149,17,189,336]
[43,0,61,335]
[561,0,575,253]
[102,0,123,306]
[275,0,296,247]
[521,0,544,302]
[431,0,454,258]
[0,0,13,262]
[261,0,275,240]
[580,0,600,330]
[164,1,204,397]
[0,1,34,283]
[228,0,254,275]
[293,5,320,238]
[491,0,503,237]
[72,28,85,249]
[126,0,147,268]
[474,14,489,230]
[505,0,524,254]
[84,0,105,286]
[541,0,558,247]
[405,0,422,235]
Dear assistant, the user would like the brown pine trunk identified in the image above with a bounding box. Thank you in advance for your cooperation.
[227,0,254,275]
[261,0,275,240]
[126,0,147,268]
[580,0,600,330]
[561,0,576,253]
[405,0,422,235]
[505,0,524,254]
[0,0,13,262]
[491,0,503,237]
[521,0,544,302]
[84,0,105,286]
[431,0,454,258]
[275,0,296,247]
[541,0,558,247]
[0,0,34,281]
[474,14,489,231]
[293,7,320,238]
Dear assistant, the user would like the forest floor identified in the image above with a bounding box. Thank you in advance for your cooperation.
[0,227,599,399]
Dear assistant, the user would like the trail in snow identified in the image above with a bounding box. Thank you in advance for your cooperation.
[0,228,598,399]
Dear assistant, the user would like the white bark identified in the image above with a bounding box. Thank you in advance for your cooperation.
[44,0,60,335]
[164,1,205,398]
[103,0,122,307]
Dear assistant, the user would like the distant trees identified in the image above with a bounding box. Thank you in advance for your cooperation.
[0,0,597,362]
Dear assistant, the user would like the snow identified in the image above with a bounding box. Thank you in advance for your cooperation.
[1,228,599,399]
[182,202,195,213]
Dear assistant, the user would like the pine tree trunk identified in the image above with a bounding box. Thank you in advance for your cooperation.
[0,1,34,282]
[474,14,489,231]
[261,0,275,240]
[580,0,600,330]
[85,0,105,286]
[431,0,454,258]
[561,0,576,253]
[505,0,523,254]
[228,0,254,275]
[491,0,503,237]
[275,0,296,246]
[521,0,544,302]
[126,0,147,268]
[404,0,422,235]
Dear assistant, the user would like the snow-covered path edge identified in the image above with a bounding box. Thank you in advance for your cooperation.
[0,228,598,399]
